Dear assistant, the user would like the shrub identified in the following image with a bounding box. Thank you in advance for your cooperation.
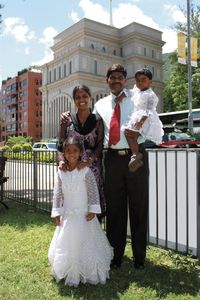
[12,144,22,153]
[0,145,11,152]
[22,143,33,152]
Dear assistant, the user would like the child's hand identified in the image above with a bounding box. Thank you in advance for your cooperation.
[55,216,61,226]
[86,212,95,221]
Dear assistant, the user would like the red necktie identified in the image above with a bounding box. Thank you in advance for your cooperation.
[109,93,126,146]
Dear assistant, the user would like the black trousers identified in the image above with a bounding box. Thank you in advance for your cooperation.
[104,145,149,263]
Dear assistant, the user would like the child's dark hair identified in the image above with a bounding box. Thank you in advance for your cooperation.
[135,68,153,80]
[106,64,127,79]
[62,136,84,153]
[72,85,91,100]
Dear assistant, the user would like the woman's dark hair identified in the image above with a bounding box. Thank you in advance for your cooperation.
[72,85,91,100]
[106,64,127,79]
[134,68,153,80]
[62,136,84,153]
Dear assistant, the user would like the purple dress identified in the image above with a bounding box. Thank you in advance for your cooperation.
[58,112,105,216]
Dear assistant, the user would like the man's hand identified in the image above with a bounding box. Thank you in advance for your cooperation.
[55,216,61,226]
[86,212,95,221]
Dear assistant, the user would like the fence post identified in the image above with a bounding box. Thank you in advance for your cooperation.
[197,151,200,262]
[33,151,38,209]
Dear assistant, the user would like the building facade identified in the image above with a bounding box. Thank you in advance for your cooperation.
[0,71,42,144]
[40,18,165,140]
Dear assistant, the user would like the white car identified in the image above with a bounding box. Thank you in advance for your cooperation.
[33,142,57,151]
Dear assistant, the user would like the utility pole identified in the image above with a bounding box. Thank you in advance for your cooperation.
[110,0,113,26]
[187,0,193,134]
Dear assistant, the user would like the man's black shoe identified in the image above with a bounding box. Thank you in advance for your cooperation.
[110,259,121,269]
[134,260,145,270]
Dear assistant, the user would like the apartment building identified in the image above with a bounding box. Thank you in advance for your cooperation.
[40,18,165,140]
[0,71,42,144]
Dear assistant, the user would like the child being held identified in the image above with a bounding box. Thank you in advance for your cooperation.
[48,136,113,287]
[125,68,164,172]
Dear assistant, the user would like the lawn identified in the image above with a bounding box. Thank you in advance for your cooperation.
[0,202,199,300]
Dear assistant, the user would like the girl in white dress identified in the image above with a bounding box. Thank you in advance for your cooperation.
[124,68,164,172]
[48,136,113,287]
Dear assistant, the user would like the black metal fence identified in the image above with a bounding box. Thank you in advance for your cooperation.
[1,149,200,259]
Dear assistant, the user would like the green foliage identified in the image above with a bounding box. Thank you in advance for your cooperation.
[6,136,32,148]
[163,4,200,112]
[22,143,33,152]
[0,145,11,152]
[12,144,22,153]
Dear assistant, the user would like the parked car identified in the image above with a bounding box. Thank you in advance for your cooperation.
[33,142,57,151]
[144,126,200,148]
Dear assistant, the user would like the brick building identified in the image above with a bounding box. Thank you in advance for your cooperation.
[0,71,42,144]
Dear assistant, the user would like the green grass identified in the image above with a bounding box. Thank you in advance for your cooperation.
[0,202,199,300]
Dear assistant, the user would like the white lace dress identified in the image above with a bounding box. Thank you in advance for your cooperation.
[126,86,164,145]
[48,167,113,287]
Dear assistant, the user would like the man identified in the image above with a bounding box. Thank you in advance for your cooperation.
[94,64,149,269]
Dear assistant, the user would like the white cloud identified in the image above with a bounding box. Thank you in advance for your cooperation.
[69,10,80,23]
[164,5,186,23]
[2,17,35,43]
[162,28,177,53]
[31,50,54,67]
[40,26,58,48]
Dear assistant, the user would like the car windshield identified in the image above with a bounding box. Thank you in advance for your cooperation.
[164,128,196,142]
[47,143,57,149]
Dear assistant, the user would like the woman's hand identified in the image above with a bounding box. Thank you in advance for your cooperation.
[77,159,92,170]
[55,216,61,226]
[58,161,68,172]
[86,212,95,221]
[60,111,71,127]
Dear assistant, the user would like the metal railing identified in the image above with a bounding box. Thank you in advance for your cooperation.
[1,149,200,259]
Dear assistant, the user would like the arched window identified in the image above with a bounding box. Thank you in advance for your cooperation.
[113,50,116,56]
[102,47,106,53]
[90,43,94,50]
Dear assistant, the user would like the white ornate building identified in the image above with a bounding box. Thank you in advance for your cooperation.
[40,18,165,140]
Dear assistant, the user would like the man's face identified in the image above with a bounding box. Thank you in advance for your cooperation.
[106,71,127,95]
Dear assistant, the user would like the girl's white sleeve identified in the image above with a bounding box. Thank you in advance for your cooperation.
[85,168,101,214]
[51,171,64,217]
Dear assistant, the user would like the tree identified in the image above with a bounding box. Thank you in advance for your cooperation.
[0,4,4,26]
[163,4,200,112]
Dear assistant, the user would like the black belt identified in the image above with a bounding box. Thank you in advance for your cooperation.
[107,148,131,156]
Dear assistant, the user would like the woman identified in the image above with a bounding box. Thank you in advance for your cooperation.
[58,85,105,219]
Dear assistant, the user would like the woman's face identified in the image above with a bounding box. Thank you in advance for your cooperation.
[74,89,91,110]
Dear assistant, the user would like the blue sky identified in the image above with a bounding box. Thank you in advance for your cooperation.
[0,0,196,82]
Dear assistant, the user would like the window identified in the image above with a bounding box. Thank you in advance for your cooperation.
[54,68,56,81]
[49,71,51,83]
[102,47,106,53]
[69,61,72,74]
[113,50,116,56]
[144,48,146,56]
[63,64,67,77]
[90,43,94,50]
[152,49,155,58]
[59,66,61,79]
[94,60,97,75]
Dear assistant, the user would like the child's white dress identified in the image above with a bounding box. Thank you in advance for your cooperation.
[126,86,164,144]
[48,167,113,287]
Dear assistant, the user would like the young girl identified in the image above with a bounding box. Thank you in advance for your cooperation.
[48,136,113,287]
[124,68,164,172]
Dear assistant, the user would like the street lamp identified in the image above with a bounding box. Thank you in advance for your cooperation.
[187,0,193,134]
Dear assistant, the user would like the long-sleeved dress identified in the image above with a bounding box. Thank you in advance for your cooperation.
[126,86,164,145]
[48,167,113,287]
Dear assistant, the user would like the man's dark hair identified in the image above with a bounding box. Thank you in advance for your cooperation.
[106,64,127,78]
[135,68,153,80]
